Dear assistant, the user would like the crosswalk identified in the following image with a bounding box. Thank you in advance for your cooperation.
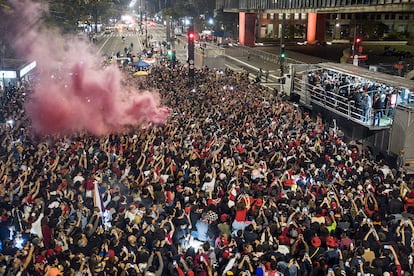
[102,33,139,38]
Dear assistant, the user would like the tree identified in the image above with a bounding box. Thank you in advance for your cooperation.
[359,20,388,40]
[161,0,215,33]
[286,24,295,40]
[214,9,238,39]
[0,0,10,9]
[45,0,125,32]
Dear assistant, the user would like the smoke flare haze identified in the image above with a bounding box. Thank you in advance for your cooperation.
[0,0,171,136]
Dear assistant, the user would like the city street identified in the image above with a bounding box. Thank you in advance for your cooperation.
[92,23,284,90]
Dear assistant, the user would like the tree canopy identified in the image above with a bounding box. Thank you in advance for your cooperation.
[45,0,127,31]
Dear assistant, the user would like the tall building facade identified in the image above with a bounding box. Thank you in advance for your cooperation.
[217,0,414,45]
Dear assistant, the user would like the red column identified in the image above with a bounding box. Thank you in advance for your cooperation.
[307,13,326,44]
[239,12,256,47]
[307,13,317,44]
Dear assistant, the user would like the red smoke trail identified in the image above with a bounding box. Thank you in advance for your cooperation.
[1,0,171,136]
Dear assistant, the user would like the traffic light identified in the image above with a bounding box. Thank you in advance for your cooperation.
[355,37,363,54]
[188,31,195,42]
[187,28,195,85]
[280,44,285,75]
[280,44,286,59]
[187,30,195,60]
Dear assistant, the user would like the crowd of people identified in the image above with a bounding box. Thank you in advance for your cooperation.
[0,61,413,276]
[307,70,404,126]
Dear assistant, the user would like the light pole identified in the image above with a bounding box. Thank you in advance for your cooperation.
[139,0,142,33]
[2,72,4,92]
[145,15,148,48]
[352,23,360,66]
[1,43,5,96]
[279,22,285,76]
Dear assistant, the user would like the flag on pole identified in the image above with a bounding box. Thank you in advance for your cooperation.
[93,180,104,215]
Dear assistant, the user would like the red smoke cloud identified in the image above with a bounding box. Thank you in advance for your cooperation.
[1,0,170,136]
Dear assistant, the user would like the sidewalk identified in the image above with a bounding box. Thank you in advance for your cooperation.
[173,38,284,88]
[222,47,283,88]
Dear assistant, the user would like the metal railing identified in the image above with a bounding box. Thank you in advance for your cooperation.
[225,45,305,65]
[293,76,395,127]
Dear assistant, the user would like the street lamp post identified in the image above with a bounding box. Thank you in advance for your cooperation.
[145,14,148,48]
[352,24,360,66]
[279,22,285,76]
[1,43,5,98]
[139,0,142,33]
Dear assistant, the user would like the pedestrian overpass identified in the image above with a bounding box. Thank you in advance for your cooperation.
[284,62,414,164]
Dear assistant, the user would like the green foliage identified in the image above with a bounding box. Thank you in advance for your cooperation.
[0,0,10,9]
[360,20,388,40]
[286,24,295,40]
[162,0,215,33]
[385,31,409,41]
[45,0,123,32]
[283,24,305,40]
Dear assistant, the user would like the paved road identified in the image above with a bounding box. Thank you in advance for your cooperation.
[92,25,293,90]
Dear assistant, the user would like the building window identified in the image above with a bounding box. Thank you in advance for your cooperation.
[270,13,275,20]
[286,13,291,19]
[301,13,307,20]
[385,14,390,20]
[294,13,300,20]
[398,24,407,32]
[391,14,395,20]
[376,14,382,20]
[278,13,284,20]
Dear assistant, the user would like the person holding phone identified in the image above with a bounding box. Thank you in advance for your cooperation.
[237,254,254,274]
[371,244,402,276]
[349,246,366,275]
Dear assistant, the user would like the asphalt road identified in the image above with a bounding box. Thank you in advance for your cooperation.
[263,43,411,66]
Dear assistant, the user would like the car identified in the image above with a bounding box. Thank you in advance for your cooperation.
[104,27,113,34]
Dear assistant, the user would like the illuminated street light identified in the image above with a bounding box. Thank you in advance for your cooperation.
[129,0,137,8]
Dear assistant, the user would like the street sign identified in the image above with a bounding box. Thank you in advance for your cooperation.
[350,54,368,60]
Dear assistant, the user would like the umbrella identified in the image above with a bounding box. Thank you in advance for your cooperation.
[133,71,149,77]
[132,60,150,68]
[144,58,156,64]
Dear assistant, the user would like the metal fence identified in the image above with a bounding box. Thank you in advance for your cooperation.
[225,45,305,65]
[293,75,395,127]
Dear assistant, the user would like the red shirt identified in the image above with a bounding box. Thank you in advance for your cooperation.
[41,225,53,247]
[235,209,247,222]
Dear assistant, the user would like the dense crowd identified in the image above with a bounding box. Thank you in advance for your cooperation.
[307,70,401,126]
[0,62,413,276]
